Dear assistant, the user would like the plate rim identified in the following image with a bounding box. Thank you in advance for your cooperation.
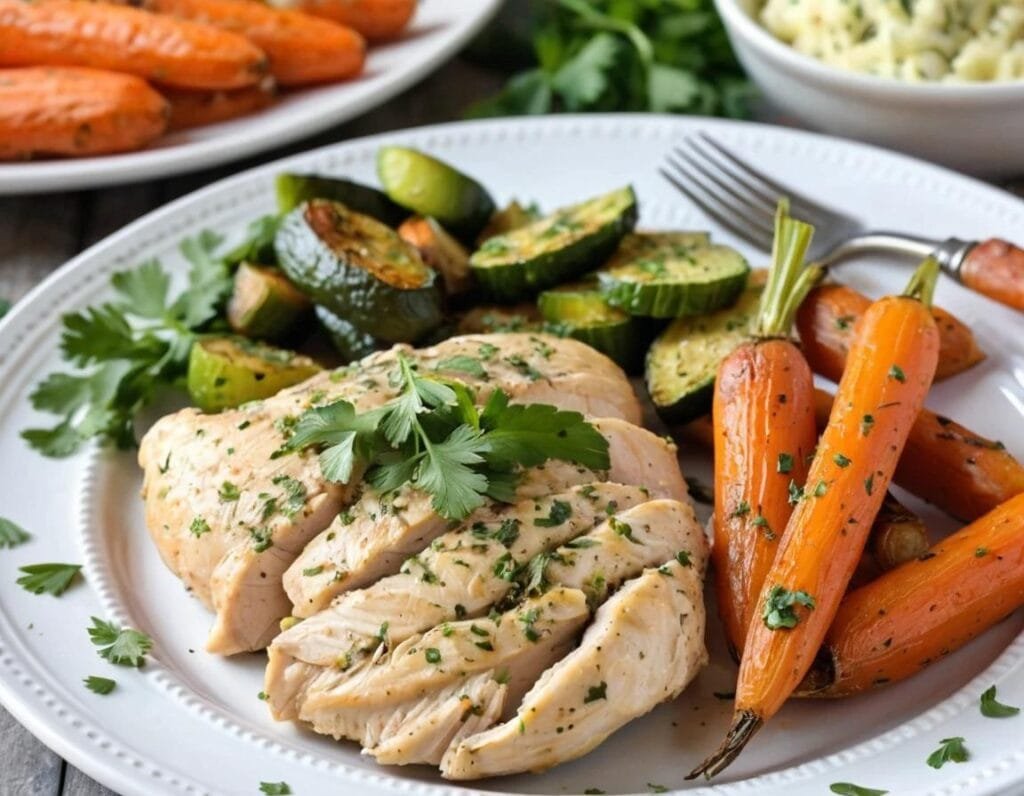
[2,113,1024,796]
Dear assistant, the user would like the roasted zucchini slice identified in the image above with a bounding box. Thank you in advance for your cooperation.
[469,186,638,302]
[475,200,539,245]
[226,263,310,341]
[376,147,495,239]
[538,283,645,371]
[455,303,543,335]
[187,337,321,412]
[274,199,443,343]
[645,273,764,423]
[315,306,382,363]
[599,233,749,318]
[397,216,472,295]
[275,173,406,226]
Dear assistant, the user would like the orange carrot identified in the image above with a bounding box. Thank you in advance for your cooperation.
[813,388,1024,521]
[797,283,984,383]
[692,258,941,779]
[163,82,275,130]
[144,0,365,86]
[805,492,1024,698]
[0,0,268,90]
[711,205,819,659]
[278,0,414,40]
[0,66,169,159]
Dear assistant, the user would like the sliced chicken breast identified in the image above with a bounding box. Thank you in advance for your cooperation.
[442,558,708,779]
[264,483,650,719]
[299,588,590,765]
[284,417,687,617]
[138,333,640,654]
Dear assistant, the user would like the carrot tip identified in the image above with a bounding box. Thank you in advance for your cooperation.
[687,710,763,780]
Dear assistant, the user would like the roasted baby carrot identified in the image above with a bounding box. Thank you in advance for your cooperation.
[797,283,984,383]
[850,492,930,588]
[0,66,169,159]
[812,388,1024,522]
[144,0,365,86]
[164,82,275,130]
[279,0,414,40]
[712,203,820,659]
[692,258,941,779]
[0,0,268,89]
[805,492,1024,698]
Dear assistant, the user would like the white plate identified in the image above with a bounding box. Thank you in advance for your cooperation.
[0,0,500,195]
[2,115,1023,796]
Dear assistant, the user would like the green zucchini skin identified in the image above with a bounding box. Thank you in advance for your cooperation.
[599,234,749,318]
[470,186,638,302]
[275,173,406,226]
[274,199,443,343]
[645,275,763,423]
[376,147,495,240]
[538,285,645,372]
[227,263,310,341]
[315,306,382,362]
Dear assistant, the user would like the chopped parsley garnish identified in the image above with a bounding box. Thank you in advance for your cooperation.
[584,681,607,703]
[975,547,989,558]
[493,552,518,581]
[566,537,599,549]
[835,315,856,330]
[833,453,852,468]
[250,527,272,553]
[16,563,81,596]
[474,640,495,651]
[189,516,211,538]
[84,676,116,695]
[424,647,442,664]
[675,550,693,567]
[285,355,608,521]
[302,566,324,577]
[519,607,541,642]
[0,517,31,549]
[763,585,815,630]
[788,480,804,505]
[864,474,875,496]
[812,480,828,497]
[926,736,968,769]
[888,365,906,383]
[777,453,794,474]
[535,500,572,527]
[610,517,638,543]
[88,617,152,667]
[752,515,774,540]
[731,500,751,518]
[648,786,669,794]
[830,784,888,796]
[258,783,291,795]
[218,482,240,502]
[436,355,486,378]
[980,685,1019,718]
[860,414,875,436]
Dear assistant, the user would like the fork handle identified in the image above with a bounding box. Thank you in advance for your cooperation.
[959,239,1024,312]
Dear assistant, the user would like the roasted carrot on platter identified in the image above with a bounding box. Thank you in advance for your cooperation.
[163,82,276,131]
[0,0,268,89]
[797,282,985,383]
[692,257,942,779]
[802,492,1024,698]
[277,0,415,40]
[0,66,169,159]
[849,492,930,587]
[143,0,365,86]
[711,203,821,658]
[813,388,1024,521]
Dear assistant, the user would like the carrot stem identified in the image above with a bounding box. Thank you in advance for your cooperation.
[754,201,819,338]
[688,711,763,780]
[902,257,940,306]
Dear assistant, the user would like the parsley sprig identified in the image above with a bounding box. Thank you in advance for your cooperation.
[287,354,609,521]
[22,233,233,457]
[87,617,153,667]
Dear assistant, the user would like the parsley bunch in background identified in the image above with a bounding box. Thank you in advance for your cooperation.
[470,0,751,119]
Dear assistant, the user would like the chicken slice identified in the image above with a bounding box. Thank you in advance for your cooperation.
[264,483,649,719]
[284,417,687,617]
[138,333,641,654]
[442,558,708,779]
[299,588,590,765]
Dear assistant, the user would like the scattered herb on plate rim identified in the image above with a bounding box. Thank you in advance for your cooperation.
[258,782,291,795]
[84,675,117,695]
[926,736,969,769]
[0,517,31,548]
[980,685,1020,718]
[87,617,153,667]
[16,563,81,596]
[829,784,889,796]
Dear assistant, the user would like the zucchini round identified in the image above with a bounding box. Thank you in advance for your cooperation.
[645,273,764,423]
[227,263,311,341]
[470,186,638,302]
[315,306,382,362]
[475,200,540,245]
[538,284,644,372]
[274,199,443,343]
[376,147,495,240]
[397,216,472,296]
[275,173,406,226]
[599,234,749,318]
[187,337,321,412]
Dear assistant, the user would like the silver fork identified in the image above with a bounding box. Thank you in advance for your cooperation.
[660,132,1024,312]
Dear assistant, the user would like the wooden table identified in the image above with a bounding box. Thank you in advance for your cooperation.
[0,54,504,796]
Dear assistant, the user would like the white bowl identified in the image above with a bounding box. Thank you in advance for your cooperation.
[714,0,1024,177]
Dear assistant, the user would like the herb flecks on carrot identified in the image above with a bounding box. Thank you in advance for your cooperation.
[693,257,941,780]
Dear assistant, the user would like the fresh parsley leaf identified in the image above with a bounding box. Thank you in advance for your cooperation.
[0,297,10,319]
[436,355,486,378]
[647,785,669,795]
[763,585,815,630]
[534,500,572,527]
[980,685,1020,718]
[926,736,969,769]
[584,681,607,703]
[223,215,281,268]
[87,617,153,667]
[16,563,81,596]
[258,783,291,795]
[830,784,888,796]
[0,517,31,548]
[551,33,621,110]
[84,676,116,695]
